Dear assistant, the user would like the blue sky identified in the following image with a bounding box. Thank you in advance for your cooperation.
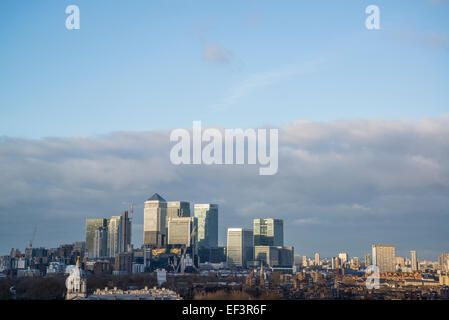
[1,1,449,259]
[0,0,448,138]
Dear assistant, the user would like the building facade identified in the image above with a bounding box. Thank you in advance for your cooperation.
[167,217,197,247]
[143,193,167,247]
[226,228,253,268]
[253,218,283,246]
[194,203,218,248]
[372,244,396,273]
[410,250,418,271]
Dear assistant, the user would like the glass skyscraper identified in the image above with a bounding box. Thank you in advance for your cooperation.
[194,204,218,248]
[85,218,107,257]
[226,228,253,268]
[253,218,283,246]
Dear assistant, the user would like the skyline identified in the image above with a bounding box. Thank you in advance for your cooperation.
[1,1,449,261]
[1,117,449,259]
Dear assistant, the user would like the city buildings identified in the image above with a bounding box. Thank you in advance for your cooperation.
[167,217,197,247]
[253,218,283,246]
[226,228,254,268]
[92,226,108,258]
[194,204,218,248]
[143,193,167,247]
[86,210,132,259]
[372,244,396,273]
[254,246,294,268]
[438,253,449,272]
[85,218,107,257]
[166,201,191,235]
[338,252,348,265]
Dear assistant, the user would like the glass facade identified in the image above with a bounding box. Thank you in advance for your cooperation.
[253,218,283,246]
[226,228,253,268]
[194,204,218,248]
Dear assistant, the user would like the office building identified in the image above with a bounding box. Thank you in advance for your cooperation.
[226,228,253,268]
[372,244,395,273]
[314,252,320,266]
[166,201,190,235]
[253,218,283,246]
[143,193,167,247]
[167,217,197,247]
[255,246,294,268]
[410,250,418,271]
[107,216,122,257]
[120,210,132,253]
[85,218,107,257]
[194,203,218,248]
[93,227,108,258]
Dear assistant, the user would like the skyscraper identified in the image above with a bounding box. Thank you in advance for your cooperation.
[143,193,167,247]
[107,216,122,257]
[226,228,253,268]
[167,217,197,247]
[194,204,218,248]
[120,210,132,253]
[93,227,108,258]
[253,218,283,246]
[166,201,190,235]
[85,218,107,257]
[410,250,418,271]
[314,252,320,266]
[372,244,395,273]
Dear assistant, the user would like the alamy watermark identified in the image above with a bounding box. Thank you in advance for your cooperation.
[365,265,380,289]
[169,121,278,176]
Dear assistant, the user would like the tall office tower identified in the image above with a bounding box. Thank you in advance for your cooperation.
[338,252,349,264]
[107,216,122,257]
[85,218,107,257]
[194,204,218,248]
[410,250,418,271]
[120,210,132,253]
[226,228,253,268]
[438,253,449,272]
[93,227,108,258]
[167,217,197,247]
[365,253,371,266]
[143,193,167,247]
[253,218,283,246]
[166,201,190,235]
[372,244,396,273]
[314,252,320,266]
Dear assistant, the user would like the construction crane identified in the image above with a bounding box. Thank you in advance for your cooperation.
[122,202,137,221]
[29,226,37,248]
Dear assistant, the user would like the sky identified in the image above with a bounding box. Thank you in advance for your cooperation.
[0,1,448,259]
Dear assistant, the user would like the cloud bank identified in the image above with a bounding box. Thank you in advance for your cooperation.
[1,117,449,259]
